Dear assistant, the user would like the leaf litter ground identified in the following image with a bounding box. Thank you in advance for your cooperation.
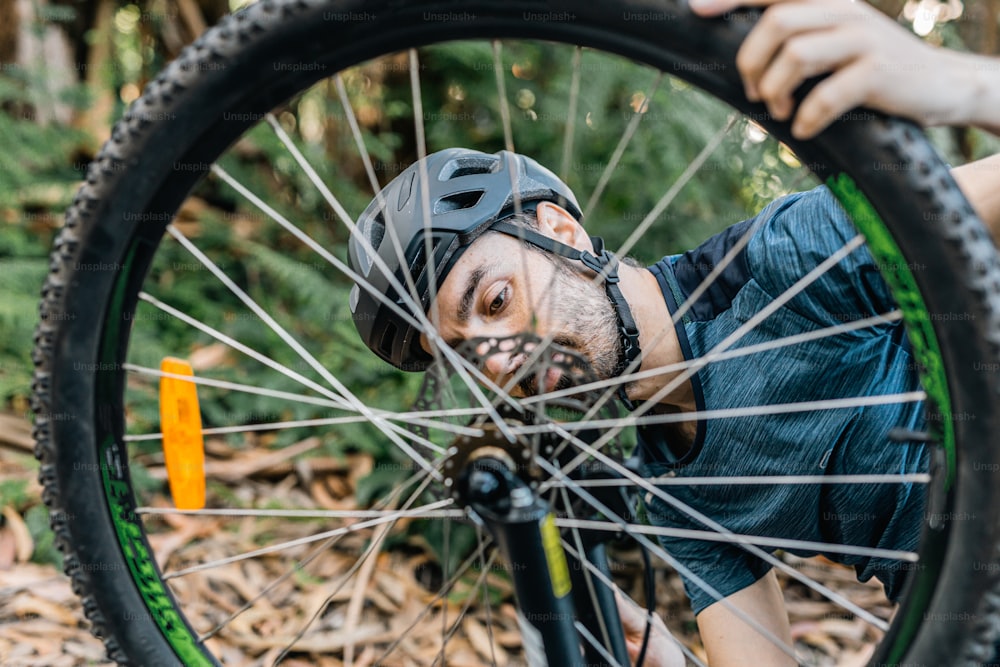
[0,426,892,666]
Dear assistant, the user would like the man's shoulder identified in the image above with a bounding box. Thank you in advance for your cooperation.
[650,185,861,324]
[743,184,866,294]
[743,185,848,260]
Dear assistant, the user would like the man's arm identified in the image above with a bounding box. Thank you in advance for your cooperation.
[697,570,797,667]
[617,571,794,667]
[690,0,1000,139]
[952,154,1000,243]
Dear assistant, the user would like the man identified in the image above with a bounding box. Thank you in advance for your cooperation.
[346,1,1000,664]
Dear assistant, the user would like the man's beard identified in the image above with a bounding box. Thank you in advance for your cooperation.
[518,258,623,396]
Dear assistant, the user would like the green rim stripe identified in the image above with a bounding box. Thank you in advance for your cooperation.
[827,172,955,665]
[98,242,213,667]
[826,173,955,485]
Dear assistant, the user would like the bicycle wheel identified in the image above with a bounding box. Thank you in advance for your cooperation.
[32,0,1000,665]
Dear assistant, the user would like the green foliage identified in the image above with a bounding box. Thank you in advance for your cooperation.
[0,477,32,509]
[0,258,47,403]
[25,504,61,567]
[0,70,88,210]
[0,31,90,408]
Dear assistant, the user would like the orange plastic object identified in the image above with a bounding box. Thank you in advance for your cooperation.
[159,357,206,510]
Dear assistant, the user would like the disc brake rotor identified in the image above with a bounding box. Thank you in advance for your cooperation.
[410,334,628,498]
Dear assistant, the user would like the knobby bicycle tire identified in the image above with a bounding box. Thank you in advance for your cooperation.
[31,0,1000,665]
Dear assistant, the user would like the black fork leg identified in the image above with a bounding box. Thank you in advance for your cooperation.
[569,541,630,666]
[461,457,585,667]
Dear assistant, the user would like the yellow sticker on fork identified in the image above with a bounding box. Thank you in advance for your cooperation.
[159,357,206,510]
[540,513,572,599]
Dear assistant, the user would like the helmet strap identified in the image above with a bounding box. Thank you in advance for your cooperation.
[489,220,642,408]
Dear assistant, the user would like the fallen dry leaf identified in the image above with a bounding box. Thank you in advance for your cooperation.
[1,506,33,563]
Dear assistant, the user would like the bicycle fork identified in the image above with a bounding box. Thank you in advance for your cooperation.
[457,456,631,667]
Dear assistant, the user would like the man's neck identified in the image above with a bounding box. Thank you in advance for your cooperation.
[617,263,697,413]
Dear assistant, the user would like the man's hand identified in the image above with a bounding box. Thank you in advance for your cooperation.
[690,0,1000,137]
[616,589,686,666]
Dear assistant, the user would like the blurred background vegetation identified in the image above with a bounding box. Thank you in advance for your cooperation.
[1,0,1000,568]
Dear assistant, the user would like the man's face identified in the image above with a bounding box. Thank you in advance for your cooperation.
[420,222,621,397]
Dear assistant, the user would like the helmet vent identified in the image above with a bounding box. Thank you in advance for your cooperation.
[440,156,499,180]
[409,242,430,278]
[367,213,385,251]
[435,190,484,214]
[408,238,446,298]
[378,321,398,357]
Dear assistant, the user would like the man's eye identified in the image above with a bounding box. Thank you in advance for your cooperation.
[488,286,508,315]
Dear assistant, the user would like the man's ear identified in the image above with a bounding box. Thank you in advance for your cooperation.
[535,201,593,252]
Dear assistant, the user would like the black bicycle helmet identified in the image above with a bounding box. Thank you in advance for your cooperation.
[348,148,582,370]
[349,147,640,383]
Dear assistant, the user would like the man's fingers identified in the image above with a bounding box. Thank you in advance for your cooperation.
[756,29,863,119]
[615,588,645,633]
[614,589,646,662]
[737,4,865,101]
[791,58,872,138]
[689,0,786,17]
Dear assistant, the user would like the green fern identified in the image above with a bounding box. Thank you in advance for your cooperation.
[0,258,47,403]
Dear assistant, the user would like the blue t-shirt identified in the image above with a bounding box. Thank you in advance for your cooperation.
[640,185,929,615]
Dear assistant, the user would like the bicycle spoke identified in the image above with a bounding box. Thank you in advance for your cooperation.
[344,515,392,667]
[125,363,490,438]
[616,113,738,260]
[574,167,818,419]
[563,472,931,487]
[261,112,422,321]
[333,69,476,398]
[127,414,467,449]
[517,391,925,434]
[166,223,350,400]
[124,363,346,409]
[261,110,443,349]
[405,49,522,442]
[558,46,583,182]
[273,469,440,664]
[582,72,663,219]
[575,621,628,667]
[333,70,522,425]
[492,40,514,153]
[333,68,471,402]
[139,507,464,519]
[334,74,381,195]
[161,500,454,579]
[207,158,524,426]
[437,512,450,667]
[476,525,499,667]
[557,519,916,562]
